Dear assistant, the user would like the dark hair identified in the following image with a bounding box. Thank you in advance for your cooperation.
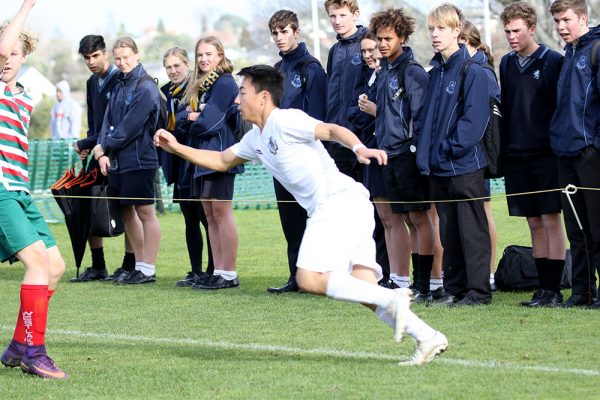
[269,10,299,32]
[237,65,284,107]
[369,8,416,42]
[460,20,495,67]
[78,35,106,55]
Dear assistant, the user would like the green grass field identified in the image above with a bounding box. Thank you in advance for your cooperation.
[1,198,599,399]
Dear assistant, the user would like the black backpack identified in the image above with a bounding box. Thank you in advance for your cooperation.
[274,55,322,91]
[391,58,423,101]
[495,245,572,291]
[458,59,503,179]
[136,74,167,132]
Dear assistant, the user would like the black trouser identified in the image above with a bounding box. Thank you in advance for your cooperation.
[557,146,600,299]
[430,170,491,300]
[274,178,307,277]
[180,202,214,276]
[373,209,390,282]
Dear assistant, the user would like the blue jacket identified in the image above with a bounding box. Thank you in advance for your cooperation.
[325,25,368,131]
[549,26,600,157]
[77,65,119,151]
[278,42,327,120]
[416,45,490,177]
[176,73,243,178]
[98,64,160,174]
[351,65,378,144]
[375,48,429,157]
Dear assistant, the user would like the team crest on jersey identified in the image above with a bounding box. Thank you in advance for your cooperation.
[389,76,399,92]
[351,53,362,66]
[576,56,587,70]
[446,81,457,95]
[291,74,302,88]
[268,137,279,155]
[126,93,133,105]
[533,70,541,80]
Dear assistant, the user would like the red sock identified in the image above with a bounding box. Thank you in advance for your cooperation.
[48,289,54,302]
[12,285,49,346]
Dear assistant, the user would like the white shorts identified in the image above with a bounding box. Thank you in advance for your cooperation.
[296,183,382,280]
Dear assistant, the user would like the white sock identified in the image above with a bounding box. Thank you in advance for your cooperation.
[375,306,436,342]
[430,278,443,291]
[489,273,495,284]
[326,271,396,308]
[392,275,411,288]
[135,262,155,276]
[218,270,238,280]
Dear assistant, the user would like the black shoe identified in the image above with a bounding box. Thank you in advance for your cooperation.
[104,267,129,282]
[562,294,598,308]
[588,299,600,309]
[69,267,108,282]
[431,286,446,300]
[118,269,156,285]
[451,294,491,307]
[193,275,239,290]
[526,290,563,308]
[429,293,460,307]
[379,279,400,289]
[267,277,299,293]
[176,272,204,287]
[520,289,546,306]
[412,289,433,304]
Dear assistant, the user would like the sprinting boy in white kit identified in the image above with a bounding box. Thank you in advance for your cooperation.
[155,65,448,365]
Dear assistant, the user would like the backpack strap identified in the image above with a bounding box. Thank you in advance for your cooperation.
[458,58,477,101]
[591,39,600,98]
[392,58,422,102]
[297,55,322,90]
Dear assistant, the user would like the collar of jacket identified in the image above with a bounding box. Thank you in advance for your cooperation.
[336,25,367,43]
[429,43,469,70]
[280,42,308,62]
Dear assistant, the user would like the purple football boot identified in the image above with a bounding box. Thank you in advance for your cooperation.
[1,340,26,368]
[20,345,68,380]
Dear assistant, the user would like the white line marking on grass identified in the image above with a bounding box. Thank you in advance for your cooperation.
[1,325,598,377]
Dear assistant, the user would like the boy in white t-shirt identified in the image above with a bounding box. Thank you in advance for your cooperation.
[154,65,448,365]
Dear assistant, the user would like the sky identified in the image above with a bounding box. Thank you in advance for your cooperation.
[4,0,463,42]
[3,1,252,41]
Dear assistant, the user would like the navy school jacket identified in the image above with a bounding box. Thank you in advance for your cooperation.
[375,47,429,158]
[77,65,119,151]
[277,42,327,120]
[159,80,187,186]
[416,45,490,177]
[98,64,160,174]
[472,49,500,100]
[175,73,243,178]
[350,64,378,145]
[326,26,368,133]
[549,26,600,157]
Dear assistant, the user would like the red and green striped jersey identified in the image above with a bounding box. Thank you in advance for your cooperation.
[0,80,32,193]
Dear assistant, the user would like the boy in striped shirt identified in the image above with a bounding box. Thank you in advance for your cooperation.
[0,0,68,380]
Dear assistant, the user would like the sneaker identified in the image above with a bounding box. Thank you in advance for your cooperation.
[21,349,68,380]
[1,341,25,368]
[69,267,108,283]
[385,287,413,343]
[118,269,156,285]
[193,275,239,290]
[399,331,448,366]
[103,267,129,282]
